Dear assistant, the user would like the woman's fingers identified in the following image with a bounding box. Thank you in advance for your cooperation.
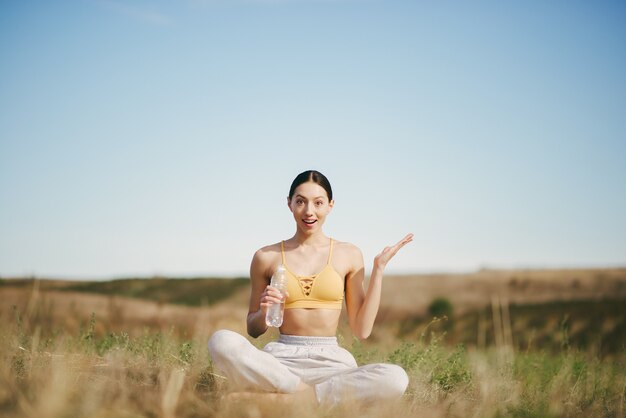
[390,233,413,252]
[395,233,414,247]
[388,233,413,252]
[262,285,285,305]
[375,233,414,268]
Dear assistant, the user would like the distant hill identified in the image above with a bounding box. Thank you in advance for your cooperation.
[393,298,626,357]
[3,267,626,311]
[2,268,625,355]
[379,267,626,317]
[0,276,249,307]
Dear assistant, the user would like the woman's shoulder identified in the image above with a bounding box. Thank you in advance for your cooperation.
[251,242,283,278]
[253,241,282,260]
[332,239,363,258]
[330,239,363,275]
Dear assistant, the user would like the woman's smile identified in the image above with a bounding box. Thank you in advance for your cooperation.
[302,219,318,228]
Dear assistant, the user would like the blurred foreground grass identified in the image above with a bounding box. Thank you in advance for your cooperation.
[2,301,625,418]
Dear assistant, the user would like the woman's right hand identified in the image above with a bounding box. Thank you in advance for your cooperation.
[259,285,288,312]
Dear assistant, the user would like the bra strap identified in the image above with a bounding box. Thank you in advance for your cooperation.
[327,238,334,264]
[281,240,287,265]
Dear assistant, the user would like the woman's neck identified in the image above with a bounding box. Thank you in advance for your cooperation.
[291,230,328,246]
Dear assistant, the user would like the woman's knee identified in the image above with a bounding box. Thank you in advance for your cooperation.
[378,364,409,398]
[207,329,246,360]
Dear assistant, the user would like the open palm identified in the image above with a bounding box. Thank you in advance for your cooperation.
[374,233,414,270]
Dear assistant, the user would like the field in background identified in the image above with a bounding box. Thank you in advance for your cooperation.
[1,268,625,417]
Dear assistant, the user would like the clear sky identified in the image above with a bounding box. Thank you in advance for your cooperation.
[1,0,625,279]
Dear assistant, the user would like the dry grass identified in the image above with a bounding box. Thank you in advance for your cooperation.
[1,269,625,417]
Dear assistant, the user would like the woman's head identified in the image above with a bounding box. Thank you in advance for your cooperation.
[287,170,334,234]
[288,170,333,201]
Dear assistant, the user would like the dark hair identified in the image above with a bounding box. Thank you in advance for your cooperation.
[288,170,333,201]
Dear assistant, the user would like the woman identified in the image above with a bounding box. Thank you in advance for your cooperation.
[208,170,413,406]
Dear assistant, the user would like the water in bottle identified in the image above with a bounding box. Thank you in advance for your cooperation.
[265,265,287,327]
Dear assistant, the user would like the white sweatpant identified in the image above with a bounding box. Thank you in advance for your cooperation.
[208,329,409,406]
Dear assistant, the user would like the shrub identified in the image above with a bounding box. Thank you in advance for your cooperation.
[430,344,472,392]
[428,297,453,319]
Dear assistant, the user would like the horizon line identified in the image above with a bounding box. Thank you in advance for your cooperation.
[2,263,626,282]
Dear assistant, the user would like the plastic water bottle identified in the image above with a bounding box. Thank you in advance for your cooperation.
[265,265,287,327]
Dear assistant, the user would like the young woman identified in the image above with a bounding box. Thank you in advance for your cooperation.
[208,170,413,406]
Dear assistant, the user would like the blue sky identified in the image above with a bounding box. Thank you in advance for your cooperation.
[1,0,625,279]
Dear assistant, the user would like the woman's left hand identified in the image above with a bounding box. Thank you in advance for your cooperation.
[373,233,414,271]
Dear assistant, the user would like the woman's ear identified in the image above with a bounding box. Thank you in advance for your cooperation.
[287,196,293,212]
[329,199,334,210]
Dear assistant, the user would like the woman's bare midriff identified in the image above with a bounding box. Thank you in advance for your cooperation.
[279,308,342,336]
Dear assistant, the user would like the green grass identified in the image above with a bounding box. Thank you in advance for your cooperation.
[2,305,626,418]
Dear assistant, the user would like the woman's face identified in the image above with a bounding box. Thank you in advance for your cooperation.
[288,181,334,233]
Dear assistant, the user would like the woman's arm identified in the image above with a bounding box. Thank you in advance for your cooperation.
[246,247,286,338]
[246,249,274,338]
[345,234,414,340]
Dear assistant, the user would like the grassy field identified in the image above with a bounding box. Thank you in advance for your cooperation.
[1,269,625,417]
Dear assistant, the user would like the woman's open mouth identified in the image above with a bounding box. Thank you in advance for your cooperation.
[303,219,317,227]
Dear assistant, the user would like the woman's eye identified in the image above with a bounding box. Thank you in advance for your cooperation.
[315,201,323,206]
[297,200,304,205]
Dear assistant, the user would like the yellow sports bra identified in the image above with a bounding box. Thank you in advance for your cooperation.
[281,238,344,310]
